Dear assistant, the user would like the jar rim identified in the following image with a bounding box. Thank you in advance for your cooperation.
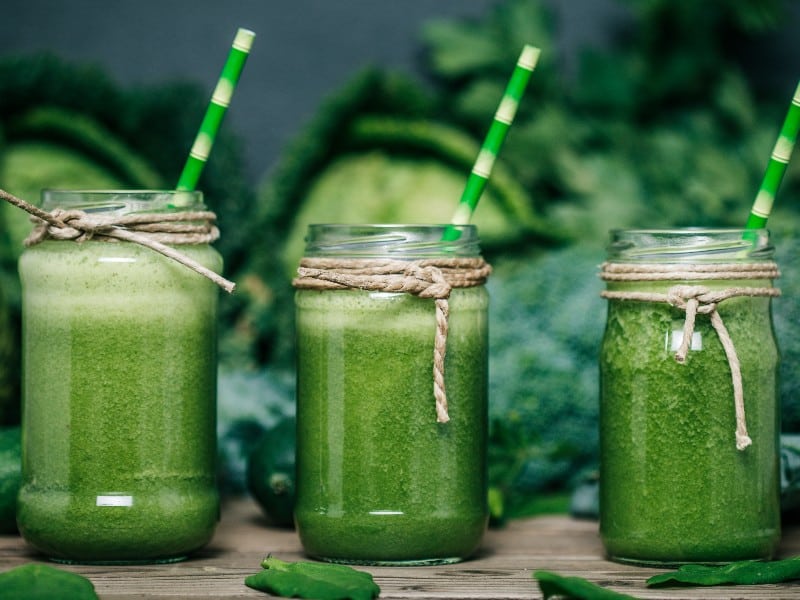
[41,189,205,214]
[609,227,768,235]
[307,223,479,230]
[606,227,774,262]
[303,223,482,258]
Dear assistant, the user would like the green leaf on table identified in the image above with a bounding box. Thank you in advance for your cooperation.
[245,556,380,600]
[647,556,800,587]
[0,564,98,599]
[534,570,639,599]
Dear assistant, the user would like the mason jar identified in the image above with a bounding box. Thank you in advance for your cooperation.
[599,228,781,564]
[293,224,490,565]
[17,190,222,564]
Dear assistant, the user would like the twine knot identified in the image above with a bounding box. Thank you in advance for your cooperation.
[664,285,717,364]
[0,188,234,293]
[666,284,716,313]
[293,256,491,423]
[404,263,452,299]
[601,262,780,451]
[44,209,101,242]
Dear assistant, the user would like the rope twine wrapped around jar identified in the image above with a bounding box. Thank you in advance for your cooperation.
[0,189,234,293]
[293,256,492,423]
[600,261,781,451]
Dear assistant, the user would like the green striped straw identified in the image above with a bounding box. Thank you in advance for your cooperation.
[444,44,540,240]
[176,28,256,191]
[745,80,800,229]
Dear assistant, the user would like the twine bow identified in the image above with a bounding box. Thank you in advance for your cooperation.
[601,262,780,451]
[293,257,492,423]
[0,189,234,293]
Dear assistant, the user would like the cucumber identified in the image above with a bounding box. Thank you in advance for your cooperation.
[246,417,296,528]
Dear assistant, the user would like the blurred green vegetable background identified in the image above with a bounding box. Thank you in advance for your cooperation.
[1,0,800,523]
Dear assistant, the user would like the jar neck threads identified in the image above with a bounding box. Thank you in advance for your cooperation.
[606,228,774,263]
[302,224,482,258]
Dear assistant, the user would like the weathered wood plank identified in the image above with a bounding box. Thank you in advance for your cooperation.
[1,499,798,599]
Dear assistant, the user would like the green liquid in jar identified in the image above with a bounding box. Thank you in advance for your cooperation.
[600,279,780,564]
[17,241,220,564]
[295,287,488,565]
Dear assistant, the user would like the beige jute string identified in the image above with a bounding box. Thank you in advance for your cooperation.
[0,189,235,293]
[601,261,781,451]
[293,256,492,423]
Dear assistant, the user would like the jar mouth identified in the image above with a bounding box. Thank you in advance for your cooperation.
[41,190,205,214]
[607,228,774,261]
[303,224,482,258]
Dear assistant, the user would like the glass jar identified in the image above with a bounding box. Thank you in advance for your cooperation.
[17,190,221,564]
[599,228,781,565]
[293,224,489,565]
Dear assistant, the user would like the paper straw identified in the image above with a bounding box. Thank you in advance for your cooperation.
[445,45,540,237]
[176,28,255,191]
[745,80,800,229]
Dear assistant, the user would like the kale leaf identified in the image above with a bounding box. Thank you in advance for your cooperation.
[647,556,800,587]
[0,564,98,600]
[245,556,380,600]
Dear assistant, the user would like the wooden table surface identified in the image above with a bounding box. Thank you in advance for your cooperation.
[1,498,799,599]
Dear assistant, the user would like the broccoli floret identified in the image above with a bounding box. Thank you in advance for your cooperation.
[487,244,605,515]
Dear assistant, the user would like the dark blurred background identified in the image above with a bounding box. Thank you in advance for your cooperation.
[2,0,800,521]
[0,0,646,182]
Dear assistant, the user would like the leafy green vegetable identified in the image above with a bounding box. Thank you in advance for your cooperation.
[773,234,800,432]
[7,106,162,189]
[245,556,380,600]
[421,0,800,242]
[421,0,557,121]
[0,426,21,533]
[534,570,638,599]
[646,556,800,587]
[487,245,605,517]
[782,434,800,515]
[0,283,18,426]
[0,564,98,600]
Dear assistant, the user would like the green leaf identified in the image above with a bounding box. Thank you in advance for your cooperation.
[421,0,554,82]
[0,426,21,532]
[0,564,98,600]
[8,106,164,188]
[421,20,503,79]
[487,486,505,522]
[646,556,800,587]
[534,570,639,599]
[245,556,380,600]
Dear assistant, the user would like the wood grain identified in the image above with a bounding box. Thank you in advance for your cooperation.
[1,499,798,599]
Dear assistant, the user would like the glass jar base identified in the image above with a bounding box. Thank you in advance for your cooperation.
[314,555,465,567]
[49,555,188,566]
[608,554,769,568]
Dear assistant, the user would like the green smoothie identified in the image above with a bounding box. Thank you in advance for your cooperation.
[600,271,780,563]
[294,286,488,565]
[17,228,221,563]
